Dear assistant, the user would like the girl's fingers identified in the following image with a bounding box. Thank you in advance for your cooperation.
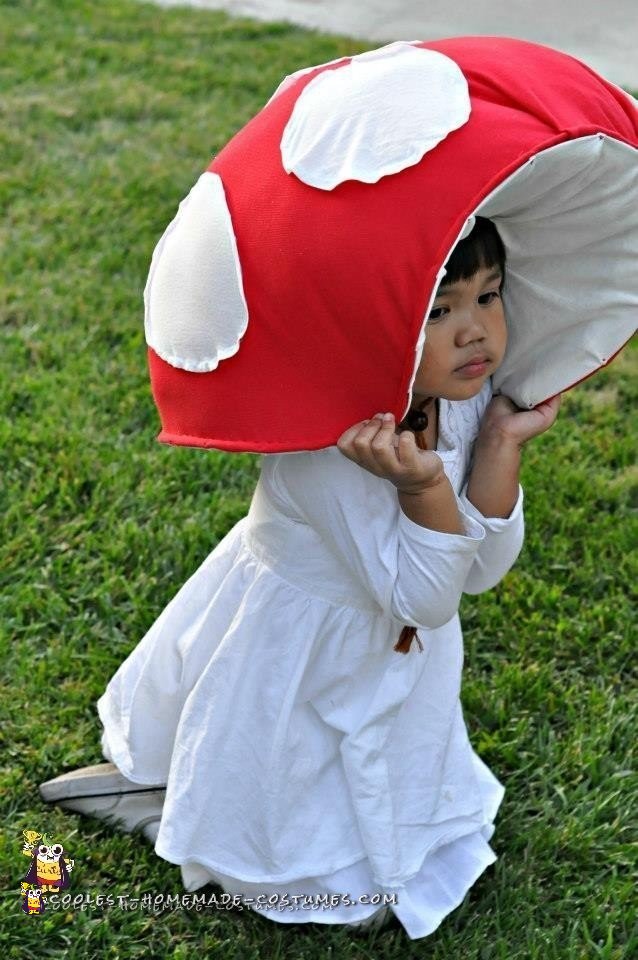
[368,418,401,469]
[337,414,388,454]
[340,415,395,469]
[337,417,377,446]
[396,429,416,464]
[339,414,429,479]
[533,393,562,428]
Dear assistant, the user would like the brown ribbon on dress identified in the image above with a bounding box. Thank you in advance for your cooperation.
[393,397,434,655]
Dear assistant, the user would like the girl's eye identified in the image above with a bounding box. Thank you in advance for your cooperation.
[428,289,501,322]
[478,290,501,305]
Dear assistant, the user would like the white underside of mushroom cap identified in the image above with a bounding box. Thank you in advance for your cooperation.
[280,42,471,190]
[144,171,249,372]
[406,134,638,417]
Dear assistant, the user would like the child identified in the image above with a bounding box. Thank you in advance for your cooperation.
[41,217,561,938]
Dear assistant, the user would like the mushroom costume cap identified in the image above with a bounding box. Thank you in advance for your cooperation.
[144,36,638,453]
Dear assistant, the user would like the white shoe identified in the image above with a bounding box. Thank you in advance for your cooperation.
[39,763,166,841]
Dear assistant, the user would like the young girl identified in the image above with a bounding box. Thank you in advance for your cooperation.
[41,217,561,938]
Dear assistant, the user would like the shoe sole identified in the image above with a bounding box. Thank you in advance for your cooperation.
[39,762,166,804]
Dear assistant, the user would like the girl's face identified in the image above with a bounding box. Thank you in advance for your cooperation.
[411,262,507,404]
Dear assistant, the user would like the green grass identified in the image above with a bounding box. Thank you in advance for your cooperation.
[1,1,637,956]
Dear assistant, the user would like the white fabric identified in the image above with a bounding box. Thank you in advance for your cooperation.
[407,135,638,416]
[484,135,638,407]
[472,135,637,408]
[144,171,249,372]
[459,214,476,241]
[97,378,525,939]
[280,42,471,190]
[266,39,423,108]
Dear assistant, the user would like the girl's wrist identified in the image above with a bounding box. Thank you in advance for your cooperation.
[475,426,524,454]
[467,431,521,519]
[395,469,447,496]
[397,473,465,535]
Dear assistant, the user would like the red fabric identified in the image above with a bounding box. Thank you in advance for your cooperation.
[148,36,638,453]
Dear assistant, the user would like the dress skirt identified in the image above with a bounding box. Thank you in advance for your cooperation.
[97,389,521,939]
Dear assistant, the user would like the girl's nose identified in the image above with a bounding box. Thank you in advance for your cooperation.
[455,308,487,345]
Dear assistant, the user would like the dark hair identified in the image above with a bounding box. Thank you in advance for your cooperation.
[439,216,506,290]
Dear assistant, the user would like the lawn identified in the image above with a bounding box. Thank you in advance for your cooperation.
[1,1,636,957]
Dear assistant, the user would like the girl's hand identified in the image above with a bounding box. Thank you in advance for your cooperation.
[478,393,562,448]
[336,413,445,494]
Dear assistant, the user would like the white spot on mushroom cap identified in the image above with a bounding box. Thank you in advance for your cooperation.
[266,39,423,106]
[144,171,249,372]
[280,42,471,190]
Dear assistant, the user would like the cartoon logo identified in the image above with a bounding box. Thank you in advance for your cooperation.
[20,830,74,915]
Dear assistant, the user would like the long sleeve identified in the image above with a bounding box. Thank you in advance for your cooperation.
[450,377,526,595]
[263,447,489,631]
[457,480,525,594]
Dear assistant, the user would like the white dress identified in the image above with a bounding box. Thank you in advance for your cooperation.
[97,378,525,939]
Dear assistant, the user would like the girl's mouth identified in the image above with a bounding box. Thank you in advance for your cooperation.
[455,358,490,377]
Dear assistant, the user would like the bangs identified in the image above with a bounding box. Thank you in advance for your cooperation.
[439,216,507,288]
